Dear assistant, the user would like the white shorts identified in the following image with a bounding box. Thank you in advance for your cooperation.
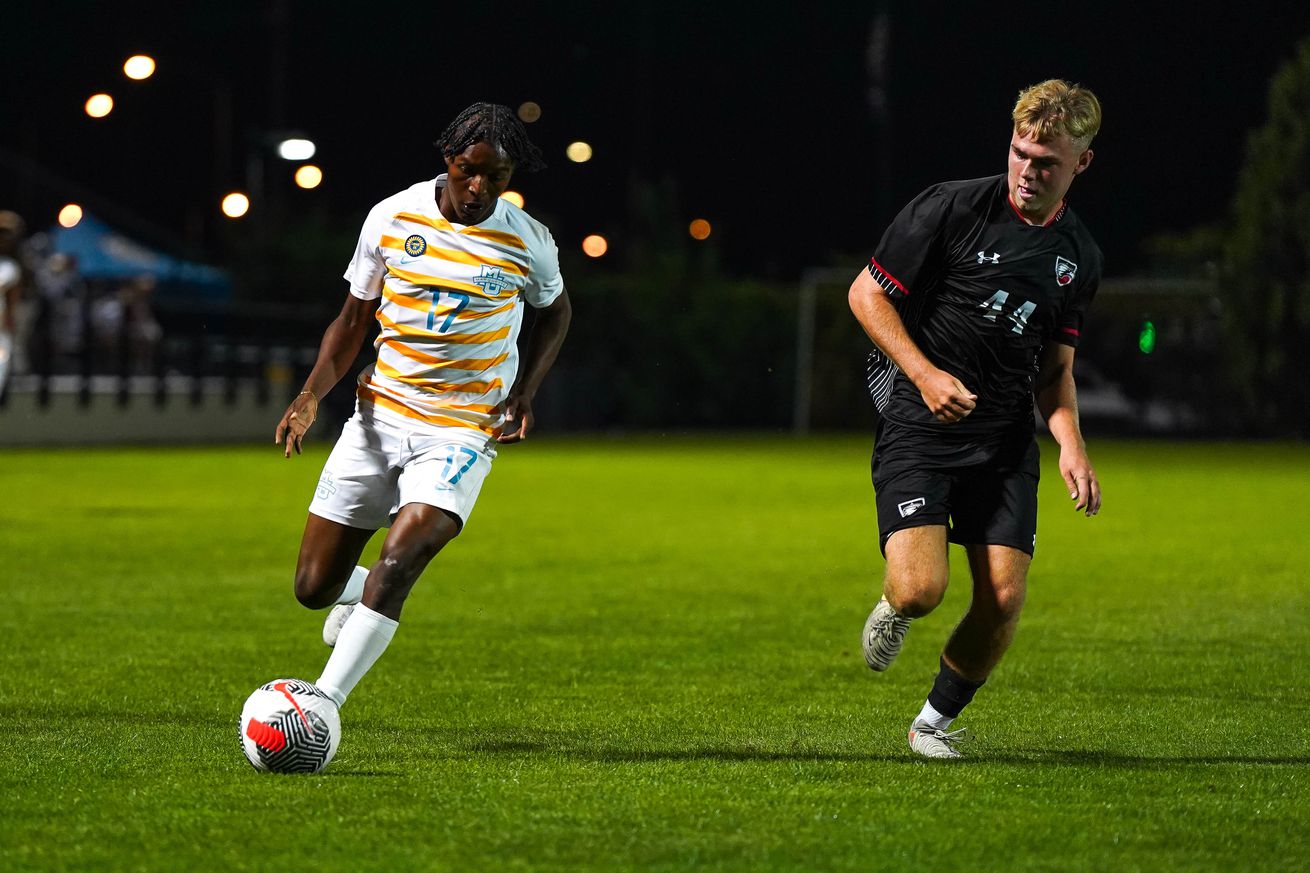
[309,411,496,531]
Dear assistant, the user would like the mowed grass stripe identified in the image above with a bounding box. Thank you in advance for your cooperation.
[0,437,1306,872]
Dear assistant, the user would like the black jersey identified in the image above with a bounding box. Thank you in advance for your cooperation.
[865,174,1101,435]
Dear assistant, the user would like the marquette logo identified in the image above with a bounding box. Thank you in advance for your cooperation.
[404,234,428,258]
[473,265,512,295]
[315,472,338,501]
[897,498,926,518]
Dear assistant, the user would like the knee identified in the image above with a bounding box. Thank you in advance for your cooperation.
[367,551,429,607]
[885,571,948,618]
[975,580,1027,624]
[991,583,1027,622]
[294,567,338,610]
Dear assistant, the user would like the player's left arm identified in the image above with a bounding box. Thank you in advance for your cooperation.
[1035,342,1101,516]
[498,288,572,444]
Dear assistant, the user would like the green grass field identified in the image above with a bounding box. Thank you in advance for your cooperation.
[2,435,1307,871]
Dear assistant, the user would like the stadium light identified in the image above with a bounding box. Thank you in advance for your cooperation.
[294,165,323,189]
[689,219,712,240]
[57,204,84,228]
[517,101,542,123]
[566,141,593,163]
[85,93,114,118]
[123,55,156,80]
[500,191,524,208]
[582,234,608,257]
[221,192,250,218]
[276,138,316,161]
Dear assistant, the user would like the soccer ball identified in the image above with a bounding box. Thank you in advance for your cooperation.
[238,679,341,774]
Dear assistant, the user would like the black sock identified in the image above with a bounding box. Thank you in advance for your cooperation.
[926,656,985,719]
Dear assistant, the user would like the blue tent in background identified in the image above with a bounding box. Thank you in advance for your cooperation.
[49,213,232,299]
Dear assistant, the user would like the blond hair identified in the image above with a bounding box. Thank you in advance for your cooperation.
[1012,80,1102,150]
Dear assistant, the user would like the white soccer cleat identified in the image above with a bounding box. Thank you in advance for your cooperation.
[862,597,912,671]
[322,603,355,648]
[907,720,970,759]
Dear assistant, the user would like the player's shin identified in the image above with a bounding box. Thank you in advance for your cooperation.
[316,604,398,707]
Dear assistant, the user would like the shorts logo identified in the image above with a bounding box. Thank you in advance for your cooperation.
[897,497,926,518]
[1055,256,1077,286]
[403,234,427,258]
[976,251,1001,265]
[315,472,338,501]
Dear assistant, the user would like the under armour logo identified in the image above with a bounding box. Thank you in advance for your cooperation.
[977,251,1001,264]
[472,265,512,295]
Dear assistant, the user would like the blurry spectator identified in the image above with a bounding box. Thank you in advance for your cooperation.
[93,273,162,374]
[29,251,88,373]
[0,210,27,392]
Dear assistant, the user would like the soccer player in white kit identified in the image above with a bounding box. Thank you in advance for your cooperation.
[274,103,572,710]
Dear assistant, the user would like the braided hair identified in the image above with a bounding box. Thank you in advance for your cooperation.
[434,103,546,172]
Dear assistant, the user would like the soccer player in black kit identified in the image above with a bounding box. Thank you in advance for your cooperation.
[849,80,1104,758]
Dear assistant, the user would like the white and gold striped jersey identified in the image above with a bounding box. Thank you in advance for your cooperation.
[343,175,564,439]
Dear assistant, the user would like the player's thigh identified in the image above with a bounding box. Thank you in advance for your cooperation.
[962,543,1031,618]
[882,524,951,610]
[310,414,401,531]
[950,444,1040,557]
[394,435,495,532]
[873,465,952,556]
[296,513,376,586]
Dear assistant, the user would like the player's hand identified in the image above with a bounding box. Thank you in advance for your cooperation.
[1059,446,1101,516]
[496,391,534,444]
[275,390,318,458]
[918,369,977,424]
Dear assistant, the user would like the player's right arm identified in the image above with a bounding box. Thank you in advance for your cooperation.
[275,292,381,457]
[848,268,976,423]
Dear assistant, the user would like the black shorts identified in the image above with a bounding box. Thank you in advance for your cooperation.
[871,420,1040,556]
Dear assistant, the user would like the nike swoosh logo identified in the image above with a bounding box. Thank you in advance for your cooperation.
[273,681,315,735]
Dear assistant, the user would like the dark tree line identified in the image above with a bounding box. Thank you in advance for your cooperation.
[1223,35,1310,436]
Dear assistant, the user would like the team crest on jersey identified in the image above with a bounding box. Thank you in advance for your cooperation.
[404,234,428,258]
[1055,256,1077,286]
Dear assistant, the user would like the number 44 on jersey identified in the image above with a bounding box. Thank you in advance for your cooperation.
[978,289,1036,335]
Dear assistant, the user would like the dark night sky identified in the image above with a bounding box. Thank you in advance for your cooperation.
[3,1,1309,281]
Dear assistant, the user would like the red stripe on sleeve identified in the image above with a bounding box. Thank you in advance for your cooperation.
[868,256,909,296]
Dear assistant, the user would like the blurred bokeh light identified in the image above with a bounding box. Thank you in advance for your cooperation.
[517,102,541,123]
[566,142,593,163]
[221,193,250,218]
[57,204,83,228]
[84,94,114,118]
[500,191,525,208]
[277,138,316,161]
[582,234,608,257]
[294,165,323,189]
[123,55,156,80]
[689,219,712,240]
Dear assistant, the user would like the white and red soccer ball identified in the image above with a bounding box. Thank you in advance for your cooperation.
[238,679,340,774]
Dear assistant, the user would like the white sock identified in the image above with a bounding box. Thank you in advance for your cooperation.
[915,700,953,732]
[316,604,398,707]
[333,565,368,606]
